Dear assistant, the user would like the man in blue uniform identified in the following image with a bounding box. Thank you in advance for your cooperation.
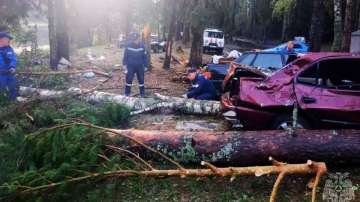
[183,68,217,100]
[281,41,295,54]
[0,32,17,100]
[123,32,148,97]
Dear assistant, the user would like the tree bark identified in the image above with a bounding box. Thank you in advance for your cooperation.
[143,24,152,71]
[18,87,221,116]
[332,0,343,51]
[341,0,353,52]
[189,27,202,67]
[48,0,70,70]
[309,0,325,52]
[163,0,177,69]
[48,0,57,69]
[117,129,360,166]
[182,24,190,44]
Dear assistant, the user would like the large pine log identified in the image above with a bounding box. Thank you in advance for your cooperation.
[19,87,221,115]
[113,129,360,166]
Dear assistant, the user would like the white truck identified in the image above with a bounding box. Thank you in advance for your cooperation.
[203,29,224,55]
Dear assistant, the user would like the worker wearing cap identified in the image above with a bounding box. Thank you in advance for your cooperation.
[281,41,295,54]
[0,32,17,100]
[123,32,148,97]
[183,68,217,100]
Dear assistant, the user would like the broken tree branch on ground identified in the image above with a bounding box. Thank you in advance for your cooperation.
[19,87,221,116]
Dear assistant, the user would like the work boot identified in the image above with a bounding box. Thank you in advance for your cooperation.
[139,86,145,98]
[125,86,131,96]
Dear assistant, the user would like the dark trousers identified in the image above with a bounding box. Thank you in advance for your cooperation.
[0,75,18,100]
[195,93,215,100]
[125,65,145,97]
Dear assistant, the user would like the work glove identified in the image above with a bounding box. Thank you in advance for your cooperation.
[181,94,188,99]
[9,68,16,75]
[123,66,128,74]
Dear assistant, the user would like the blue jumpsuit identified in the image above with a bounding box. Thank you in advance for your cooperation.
[187,74,217,100]
[123,42,148,97]
[0,46,17,100]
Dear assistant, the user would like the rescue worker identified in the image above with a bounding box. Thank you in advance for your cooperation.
[0,32,17,100]
[123,32,148,97]
[281,41,295,54]
[183,68,216,100]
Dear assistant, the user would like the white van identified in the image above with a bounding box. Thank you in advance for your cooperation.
[203,29,224,55]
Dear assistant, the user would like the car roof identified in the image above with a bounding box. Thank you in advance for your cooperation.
[242,51,296,55]
[204,29,223,32]
[299,52,358,63]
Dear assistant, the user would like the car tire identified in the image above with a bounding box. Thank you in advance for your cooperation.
[271,114,310,130]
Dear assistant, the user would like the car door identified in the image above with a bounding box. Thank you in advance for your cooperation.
[295,58,360,128]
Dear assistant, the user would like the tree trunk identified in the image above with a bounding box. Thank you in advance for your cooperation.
[48,0,70,70]
[118,129,360,166]
[308,0,325,52]
[341,0,353,52]
[143,24,152,71]
[182,24,190,44]
[281,12,290,41]
[163,0,177,69]
[189,27,202,67]
[332,0,343,51]
[18,87,221,116]
[48,0,57,69]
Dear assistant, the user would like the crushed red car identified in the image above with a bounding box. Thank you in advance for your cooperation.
[221,53,360,130]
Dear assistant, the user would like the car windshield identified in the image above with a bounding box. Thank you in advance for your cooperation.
[235,53,256,65]
[206,31,223,38]
[253,54,283,70]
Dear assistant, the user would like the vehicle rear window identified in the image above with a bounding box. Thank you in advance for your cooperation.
[235,54,256,66]
[252,54,283,69]
[206,32,224,39]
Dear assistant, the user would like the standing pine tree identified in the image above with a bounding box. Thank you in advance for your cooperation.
[309,0,325,52]
[341,0,353,52]
[332,0,343,51]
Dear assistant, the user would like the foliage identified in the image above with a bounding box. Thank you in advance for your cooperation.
[271,0,295,18]
[0,99,131,201]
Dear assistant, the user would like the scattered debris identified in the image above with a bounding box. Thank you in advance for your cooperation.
[82,71,96,78]
[57,57,71,70]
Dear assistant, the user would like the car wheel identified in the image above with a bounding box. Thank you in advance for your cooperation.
[271,115,310,130]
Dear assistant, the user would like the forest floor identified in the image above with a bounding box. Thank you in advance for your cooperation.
[15,43,360,201]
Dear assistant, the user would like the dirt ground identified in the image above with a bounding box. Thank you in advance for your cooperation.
[70,43,213,97]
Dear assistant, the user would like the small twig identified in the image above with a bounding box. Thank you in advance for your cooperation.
[269,156,286,166]
[201,161,223,176]
[106,145,154,171]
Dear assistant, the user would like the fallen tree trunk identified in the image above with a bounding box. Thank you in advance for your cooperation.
[19,87,221,115]
[17,70,112,78]
[113,129,360,166]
